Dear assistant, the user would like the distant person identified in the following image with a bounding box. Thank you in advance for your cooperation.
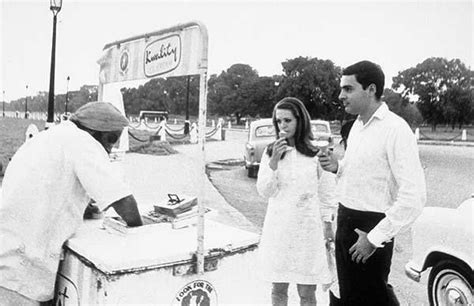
[257,97,337,305]
[318,61,426,305]
[0,102,143,306]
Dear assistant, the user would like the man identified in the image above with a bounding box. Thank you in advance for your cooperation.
[319,61,426,305]
[0,102,143,305]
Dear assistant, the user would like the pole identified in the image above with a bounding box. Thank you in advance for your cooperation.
[47,14,57,127]
[24,85,28,119]
[184,75,191,134]
[65,76,70,114]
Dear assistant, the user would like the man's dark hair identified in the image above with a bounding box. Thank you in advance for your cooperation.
[342,60,385,99]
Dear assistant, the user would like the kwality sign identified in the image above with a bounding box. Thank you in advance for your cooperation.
[98,23,205,84]
[144,34,181,77]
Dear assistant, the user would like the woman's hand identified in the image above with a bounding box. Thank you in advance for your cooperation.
[269,137,289,170]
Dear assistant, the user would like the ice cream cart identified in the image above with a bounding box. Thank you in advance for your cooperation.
[55,218,264,305]
[54,21,269,304]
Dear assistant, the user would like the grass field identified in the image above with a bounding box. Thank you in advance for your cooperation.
[1,117,473,181]
[0,118,200,181]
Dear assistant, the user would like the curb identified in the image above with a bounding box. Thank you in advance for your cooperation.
[418,140,474,147]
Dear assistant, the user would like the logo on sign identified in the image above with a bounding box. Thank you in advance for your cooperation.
[54,273,79,306]
[172,280,217,306]
[144,34,181,77]
[119,48,130,76]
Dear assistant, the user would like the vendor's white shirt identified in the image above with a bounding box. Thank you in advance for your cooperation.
[336,103,426,247]
[0,121,131,301]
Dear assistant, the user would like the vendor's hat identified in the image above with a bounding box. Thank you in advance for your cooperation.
[70,102,129,132]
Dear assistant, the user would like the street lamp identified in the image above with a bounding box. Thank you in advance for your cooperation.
[65,76,70,114]
[47,0,63,127]
[25,85,28,119]
[2,90,5,117]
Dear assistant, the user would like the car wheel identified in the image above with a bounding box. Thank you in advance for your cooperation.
[428,260,473,305]
[248,166,258,178]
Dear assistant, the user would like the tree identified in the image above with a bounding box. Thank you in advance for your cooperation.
[238,76,279,118]
[392,57,471,130]
[442,85,473,129]
[383,89,423,127]
[207,64,260,123]
[277,57,342,120]
[121,76,199,117]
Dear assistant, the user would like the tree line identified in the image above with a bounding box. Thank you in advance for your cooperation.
[4,57,472,129]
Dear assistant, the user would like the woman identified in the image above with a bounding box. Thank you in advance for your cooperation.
[256,97,337,305]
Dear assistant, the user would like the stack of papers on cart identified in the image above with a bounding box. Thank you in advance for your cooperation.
[153,194,198,217]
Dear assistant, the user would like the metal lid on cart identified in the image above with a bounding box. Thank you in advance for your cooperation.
[65,219,259,274]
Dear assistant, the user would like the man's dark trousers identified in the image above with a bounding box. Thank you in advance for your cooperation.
[335,204,399,306]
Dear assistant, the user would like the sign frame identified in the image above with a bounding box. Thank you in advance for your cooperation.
[98,21,209,274]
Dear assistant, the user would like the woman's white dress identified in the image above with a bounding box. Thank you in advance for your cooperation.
[256,147,337,284]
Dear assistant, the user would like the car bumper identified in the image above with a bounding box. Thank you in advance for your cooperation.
[405,261,422,282]
[245,160,260,168]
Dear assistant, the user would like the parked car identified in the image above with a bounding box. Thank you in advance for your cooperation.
[244,118,332,178]
[405,194,473,305]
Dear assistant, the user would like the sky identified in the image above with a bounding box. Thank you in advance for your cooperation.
[0,0,472,102]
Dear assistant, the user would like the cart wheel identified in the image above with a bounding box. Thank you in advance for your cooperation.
[428,260,473,305]
[248,166,258,178]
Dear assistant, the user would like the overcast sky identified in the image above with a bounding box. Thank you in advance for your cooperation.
[0,0,472,102]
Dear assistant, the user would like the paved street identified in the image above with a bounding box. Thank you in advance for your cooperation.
[207,129,474,305]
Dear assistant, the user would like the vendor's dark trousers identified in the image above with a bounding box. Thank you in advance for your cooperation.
[335,204,399,306]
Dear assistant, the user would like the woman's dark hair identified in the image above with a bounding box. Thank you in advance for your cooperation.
[266,97,318,158]
[342,60,385,99]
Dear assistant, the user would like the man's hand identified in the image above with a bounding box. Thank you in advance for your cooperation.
[317,149,338,173]
[323,221,335,244]
[349,228,377,264]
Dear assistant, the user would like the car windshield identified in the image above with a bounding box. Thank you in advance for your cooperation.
[312,124,329,134]
[255,125,275,138]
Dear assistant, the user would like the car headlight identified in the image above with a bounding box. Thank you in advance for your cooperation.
[246,144,255,155]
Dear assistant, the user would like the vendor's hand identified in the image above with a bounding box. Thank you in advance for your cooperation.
[349,228,377,264]
[317,149,338,174]
[269,137,289,170]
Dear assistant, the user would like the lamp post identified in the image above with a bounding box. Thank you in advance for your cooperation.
[2,90,5,117]
[25,85,28,119]
[47,0,63,127]
[65,76,70,114]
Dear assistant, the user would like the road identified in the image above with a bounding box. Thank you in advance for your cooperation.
[207,129,474,305]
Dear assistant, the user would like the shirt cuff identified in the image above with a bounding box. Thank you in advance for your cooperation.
[367,229,391,248]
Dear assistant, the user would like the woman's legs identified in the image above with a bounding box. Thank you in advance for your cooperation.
[297,284,317,306]
[272,282,289,306]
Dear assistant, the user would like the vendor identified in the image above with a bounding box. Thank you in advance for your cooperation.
[0,102,143,306]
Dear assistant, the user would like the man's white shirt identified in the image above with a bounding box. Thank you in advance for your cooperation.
[336,103,426,247]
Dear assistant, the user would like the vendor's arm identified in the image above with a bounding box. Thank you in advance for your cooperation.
[108,195,143,227]
[367,124,426,248]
